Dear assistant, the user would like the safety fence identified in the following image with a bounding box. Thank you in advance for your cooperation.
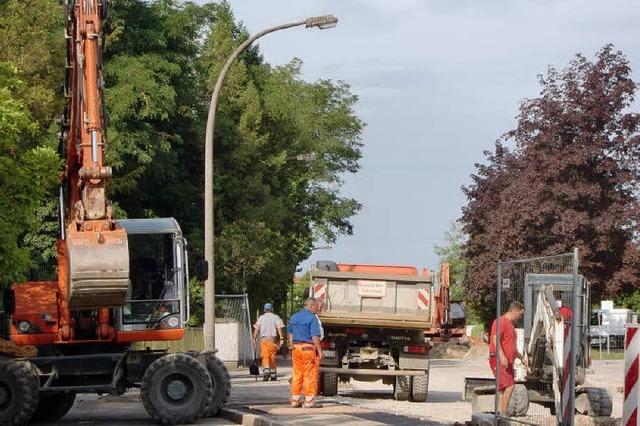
[592,309,638,361]
[495,251,583,425]
[134,294,255,368]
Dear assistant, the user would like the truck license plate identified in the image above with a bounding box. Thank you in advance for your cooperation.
[323,350,336,358]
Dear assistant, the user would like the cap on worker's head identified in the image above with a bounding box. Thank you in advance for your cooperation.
[263,303,273,311]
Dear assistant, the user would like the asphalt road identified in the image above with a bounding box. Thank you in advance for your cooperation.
[35,355,624,425]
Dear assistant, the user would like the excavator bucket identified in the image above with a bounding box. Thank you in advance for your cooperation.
[66,227,130,309]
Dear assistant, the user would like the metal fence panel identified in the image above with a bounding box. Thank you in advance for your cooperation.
[495,251,582,425]
[134,294,255,367]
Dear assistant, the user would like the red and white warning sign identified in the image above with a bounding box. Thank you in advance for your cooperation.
[313,282,327,301]
[417,289,430,310]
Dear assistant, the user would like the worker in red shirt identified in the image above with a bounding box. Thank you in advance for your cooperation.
[489,301,527,416]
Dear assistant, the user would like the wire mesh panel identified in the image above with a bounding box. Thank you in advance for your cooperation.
[214,294,255,367]
[495,251,582,425]
[591,305,636,361]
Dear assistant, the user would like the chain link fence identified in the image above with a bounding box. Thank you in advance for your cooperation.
[495,250,584,425]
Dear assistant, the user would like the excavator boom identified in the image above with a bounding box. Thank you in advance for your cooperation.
[63,0,129,309]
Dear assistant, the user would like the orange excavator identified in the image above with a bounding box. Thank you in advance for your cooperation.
[0,1,229,424]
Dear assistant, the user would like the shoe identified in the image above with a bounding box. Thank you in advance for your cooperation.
[303,398,319,408]
[270,374,277,381]
[289,398,302,408]
[262,374,270,382]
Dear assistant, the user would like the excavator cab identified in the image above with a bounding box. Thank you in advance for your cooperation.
[115,218,189,332]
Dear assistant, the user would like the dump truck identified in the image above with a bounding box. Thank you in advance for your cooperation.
[311,260,456,402]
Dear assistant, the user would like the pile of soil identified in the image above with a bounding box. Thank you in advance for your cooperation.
[430,336,489,360]
[430,338,471,359]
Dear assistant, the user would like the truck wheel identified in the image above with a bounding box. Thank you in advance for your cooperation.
[202,353,231,417]
[0,359,39,425]
[141,353,213,425]
[410,374,429,402]
[32,392,76,422]
[575,387,613,417]
[507,384,529,417]
[320,372,338,397]
[394,375,411,401]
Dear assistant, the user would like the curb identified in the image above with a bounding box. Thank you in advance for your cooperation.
[219,406,283,426]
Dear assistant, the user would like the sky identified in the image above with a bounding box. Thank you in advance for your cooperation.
[219,0,640,270]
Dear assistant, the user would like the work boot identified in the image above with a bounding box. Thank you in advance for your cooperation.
[289,397,302,408]
[262,373,270,382]
[303,397,319,408]
[270,373,277,381]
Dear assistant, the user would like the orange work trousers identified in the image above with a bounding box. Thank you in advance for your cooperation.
[260,339,278,369]
[290,344,318,400]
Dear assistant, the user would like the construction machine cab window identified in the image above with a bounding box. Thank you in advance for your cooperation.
[122,232,180,326]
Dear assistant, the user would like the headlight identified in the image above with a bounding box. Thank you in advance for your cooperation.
[18,321,31,333]
[167,316,180,328]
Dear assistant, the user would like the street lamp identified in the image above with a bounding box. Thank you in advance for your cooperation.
[203,15,339,352]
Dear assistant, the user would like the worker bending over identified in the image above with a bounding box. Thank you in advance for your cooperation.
[253,303,285,381]
[288,298,323,408]
[489,301,527,417]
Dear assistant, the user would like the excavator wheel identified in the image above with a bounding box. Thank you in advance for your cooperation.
[141,353,213,425]
[0,359,39,425]
[31,392,76,422]
[575,387,613,417]
[202,353,231,417]
[507,384,529,417]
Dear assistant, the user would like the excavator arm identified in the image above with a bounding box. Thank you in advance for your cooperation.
[61,0,129,312]
[525,285,565,416]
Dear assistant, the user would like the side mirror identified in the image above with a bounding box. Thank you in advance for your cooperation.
[196,259,208,281]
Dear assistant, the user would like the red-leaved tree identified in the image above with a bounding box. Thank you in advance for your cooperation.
[462,45,640,322]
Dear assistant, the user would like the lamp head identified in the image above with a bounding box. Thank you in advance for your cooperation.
[305,15,338,30]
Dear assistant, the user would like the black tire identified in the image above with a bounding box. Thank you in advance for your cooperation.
[32,392,76,422]
[575,387,613,417]
[507,384,529,417]
[0,359,39,425]
[320,372,338,397]
[394,375,411,401]
[141,353,213,425]
[202,354,231,417]
[410,374,429,402]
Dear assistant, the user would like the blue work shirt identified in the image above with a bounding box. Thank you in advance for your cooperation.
[287,308,321,343]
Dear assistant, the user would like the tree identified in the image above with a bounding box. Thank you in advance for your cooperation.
[434,222,467,300]
[0,62,59,287]
[462,45,640,324]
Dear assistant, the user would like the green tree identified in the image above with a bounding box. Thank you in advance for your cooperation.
[434,221,467,300]
[0,62,59,287]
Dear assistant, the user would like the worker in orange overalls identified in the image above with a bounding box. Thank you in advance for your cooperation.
[253,303,285,381]
[288,298,323,408]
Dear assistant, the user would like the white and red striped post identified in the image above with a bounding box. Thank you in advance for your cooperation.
[624,324,640,426]
[561,324,573,423]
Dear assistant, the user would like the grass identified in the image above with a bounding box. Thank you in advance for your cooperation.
[590,348,624,360]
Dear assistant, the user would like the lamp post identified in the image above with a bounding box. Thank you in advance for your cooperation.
[203,15,339,352]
